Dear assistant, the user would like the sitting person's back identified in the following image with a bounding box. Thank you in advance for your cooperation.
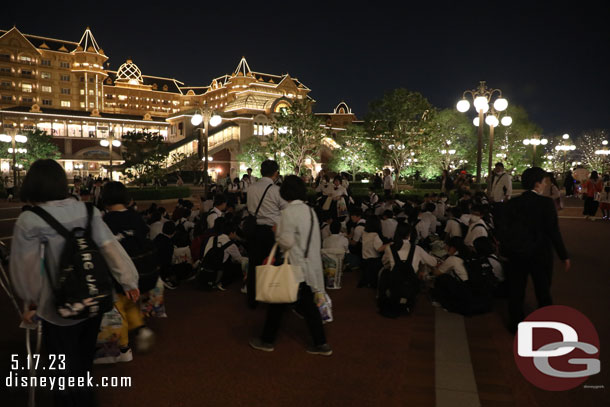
[323,221,349,252]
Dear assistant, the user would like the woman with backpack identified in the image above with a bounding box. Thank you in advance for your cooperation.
[249,175,332,356]
[10,159,139,406]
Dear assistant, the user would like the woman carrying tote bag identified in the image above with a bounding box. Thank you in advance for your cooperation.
[249,175,332,356]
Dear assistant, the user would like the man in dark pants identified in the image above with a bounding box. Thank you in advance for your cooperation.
[246,160,286,308]
[499,167,570,333]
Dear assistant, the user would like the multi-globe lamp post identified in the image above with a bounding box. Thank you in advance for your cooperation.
[595,140,610,173]
[191,107,222,198]
[440,140,456,171]
[472,108,512,186]
[554,134,576,175]
[99,135,121,181]
[0,133,27,189]
[457,81,508,185]
[523,137,548,167]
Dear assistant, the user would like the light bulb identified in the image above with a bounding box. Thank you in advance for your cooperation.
[456,99,470,112]
[493,98,508,111]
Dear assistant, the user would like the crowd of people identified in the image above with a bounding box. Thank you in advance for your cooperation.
[5,157,584,405]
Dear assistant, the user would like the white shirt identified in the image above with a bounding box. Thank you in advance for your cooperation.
[149,220,164,240]
[490,171,512,202]
[320,222,332,241]
[438,255,468,281]
[416,218,430,240]
[323,234,349,252]
[247,177,287,227]
[488,255,504,282]
[433,201,446,219]
[420,211,438,235]
[383,174,393,190]
[203,234,244,264]
[201,199,214,213]
[351,219,366,243]
[464,218,488,247]
[172,246,192,265]
[329,185,347,199]
[341,179,350,189]
[459,214,472,225]
[381,218,398,240]
[207,207,224,230]
[381,240,438,272]
[444,218,463,238]
[362,232,384,259]
[176,217,195,232]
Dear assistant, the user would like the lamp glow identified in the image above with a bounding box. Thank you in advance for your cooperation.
[485,115,499,127]
[209,114,222,127]
[112,139,121,147]
[0,134,11,143]
[523,139,530,145]
[501,116,513,126]
[14,135,27,143]
[456,99,470,112]
[493,98,508,111]
[473,117,480,127]
[603,140,609,146]
[562,134,570,140]
[100,139,109,147]
[473,96,489,113]
[191,112,203,126]
[541,138,548,145]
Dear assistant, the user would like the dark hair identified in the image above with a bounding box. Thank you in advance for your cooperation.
[447,236,468,255]
[102,181,129,207]
[424,202,436,213]
[470,204,484,215]
[320,212,332,222]
[261,160,279,177]
[473,236,495,256]
[333,175,342,183]
[214,194,227,207]
[222,221,237,236]
[213,216,226,234]
[364,216,382,234]
[450,206,463,218]
[383,210,393,219]
[247,167,252,172]
[330,221,341,234]
[279,175,307,201]
[591,171,599,181]
[149,211,161,224]
[20,159,69,203]
[350,207,363,218]
[162,221,176,235]
[521,167,547,190]
[392,222,412,251]
[495,162,504,168]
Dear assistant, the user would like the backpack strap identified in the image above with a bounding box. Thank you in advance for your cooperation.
[254,184,273,217]
[304,207,314,258]
[28,206,70,239]
[85,202,95,237]
[390,245,401,265]
[406,238,417,265]
[219,240,235,251]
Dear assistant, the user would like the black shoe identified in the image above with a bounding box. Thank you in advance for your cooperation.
[306,343,333,356]
[249,337,275,352]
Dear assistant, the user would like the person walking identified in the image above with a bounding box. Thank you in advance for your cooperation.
[245,160,287,308]
[498,167,570,334]
[249,175,331,356]
[563,171,575,197]
[583,171,603,220]
[383,168,394,197]
[9,159,139,406]
[488,162,512,203]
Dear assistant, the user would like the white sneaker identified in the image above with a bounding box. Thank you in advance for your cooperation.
[240,285,247,294]
[116,348,133,363]
[135,327,155,353]
[216,283,227,292]
[94,348,133,364]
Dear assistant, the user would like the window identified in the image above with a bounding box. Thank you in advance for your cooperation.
[118,95,127,101]
[21,69,32,76]
[41,72,51,80]
[42,99,52,106]
[80,77,84,82]
[89,102,94,108]
[88,89,94,96]
[80,89,84,95]
[22,83,33,93]
[2,95,12,102]
[61,74,70,81]
[89,77,94,83]
[61,88,70,95]
[22,97,33,103]
[0,53,10,61]
[41,59,51,66]
[0,66,10,73]
[61,100,71,107]
[42,85,52,93]
[80,102,85,108]
[18,55,32,62]
[60,61,70,69]
[1,81,11,88]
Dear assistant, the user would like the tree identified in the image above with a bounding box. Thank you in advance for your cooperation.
[237,136,272,178]
[327,125,383,179]
[0,128,61,170]
[121,131,168,185]
[576,129,609,172]
[365,89,433,188]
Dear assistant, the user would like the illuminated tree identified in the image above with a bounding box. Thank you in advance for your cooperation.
[576,129,608,172]
[327,125,383,179]
[0,128,61,170]
[121,131,168,185]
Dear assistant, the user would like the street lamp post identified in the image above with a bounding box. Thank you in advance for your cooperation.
[595,140,610,173]
[0,133,28,190]
[441,140,456,170]
[554,134,576,175]
[100,135,122,181]
[457,81,508,185]
[191,107,222,198]
[523,137,548,167]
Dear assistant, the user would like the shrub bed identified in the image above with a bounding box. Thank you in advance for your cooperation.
[127,187,192,201]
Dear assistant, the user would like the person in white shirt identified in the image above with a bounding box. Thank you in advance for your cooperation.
[434,193,448,220]
[473,236,504,282]
[319,212,333,241]
[443,207,465,240]
[323,221,349,252]
[420,203,438,236]
[383,168,394,197]
[381,222,438,272]
[347,208,366,269]
[381,210,398,241]
[206,194,227,230]
[362,187,380,212]
[148,212,165,240]
[489,162,512,203]
[464,205,488,248]
[202,222,246,290]
[359,217,389,288]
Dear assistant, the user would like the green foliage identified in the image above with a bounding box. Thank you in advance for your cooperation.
[237,136,268,178]
[364,88,433,187]
[0,129,61,170]
[121,131,168,185]
[327,125,383,177]
[576,129,608,172]
[127,186,191,201]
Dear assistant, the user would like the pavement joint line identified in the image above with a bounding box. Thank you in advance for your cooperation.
[435,307,481,407]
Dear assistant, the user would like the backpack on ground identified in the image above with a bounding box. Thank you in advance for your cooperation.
[196,235,235,289]
[377,240,419,318]
[243,184,273,239]
[28,203,114,319]
[459,255,497,315]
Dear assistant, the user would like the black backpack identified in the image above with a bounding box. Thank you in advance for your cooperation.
[458,255,497,315]
[121,235,160,293]
[29,203,114,319]
[197,235,235,289]
[377,240,419,318]
[243,184,272,239]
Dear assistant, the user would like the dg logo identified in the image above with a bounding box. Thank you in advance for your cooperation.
[513,305,601,391]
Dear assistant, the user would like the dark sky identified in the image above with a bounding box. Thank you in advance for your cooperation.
[2,1,609,136]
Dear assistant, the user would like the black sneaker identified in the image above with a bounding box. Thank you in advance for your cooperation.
[249,337,275,352]
[306,343,333,356]
[163,280,178,290]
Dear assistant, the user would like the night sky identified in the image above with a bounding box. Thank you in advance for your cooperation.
[2,1,609,136]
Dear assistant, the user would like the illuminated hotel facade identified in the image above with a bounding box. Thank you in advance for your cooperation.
[0,26,357,180]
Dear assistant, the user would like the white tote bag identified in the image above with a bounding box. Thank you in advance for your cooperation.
[256,244,300,304]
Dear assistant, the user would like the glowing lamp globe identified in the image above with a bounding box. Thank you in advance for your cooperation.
[112,139,121,147]
[523,139,530,145]
[562,133,570,140]
[473,96,489,113]
[555,145,561,151]
[191,112,203,126]
[541,138,548,145]
[501,116,513,126]
[100,139,110,147]
[209,114,222,127]
[485,115,499,127]
[570,145,576,150]
[14,134,28,143]
[0,134,11,143]
[456,99,470,112]
[473,117,480,127]
[603,140,609,146]
[493,98,508,111]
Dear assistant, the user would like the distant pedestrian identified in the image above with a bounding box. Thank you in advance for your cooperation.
[583,171,603,220]
[383,168,393,197]
[563,171,575,197]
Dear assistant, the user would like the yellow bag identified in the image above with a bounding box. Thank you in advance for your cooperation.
[256,244,300,303]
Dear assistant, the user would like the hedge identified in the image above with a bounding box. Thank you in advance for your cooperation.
[127,187,192,201]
